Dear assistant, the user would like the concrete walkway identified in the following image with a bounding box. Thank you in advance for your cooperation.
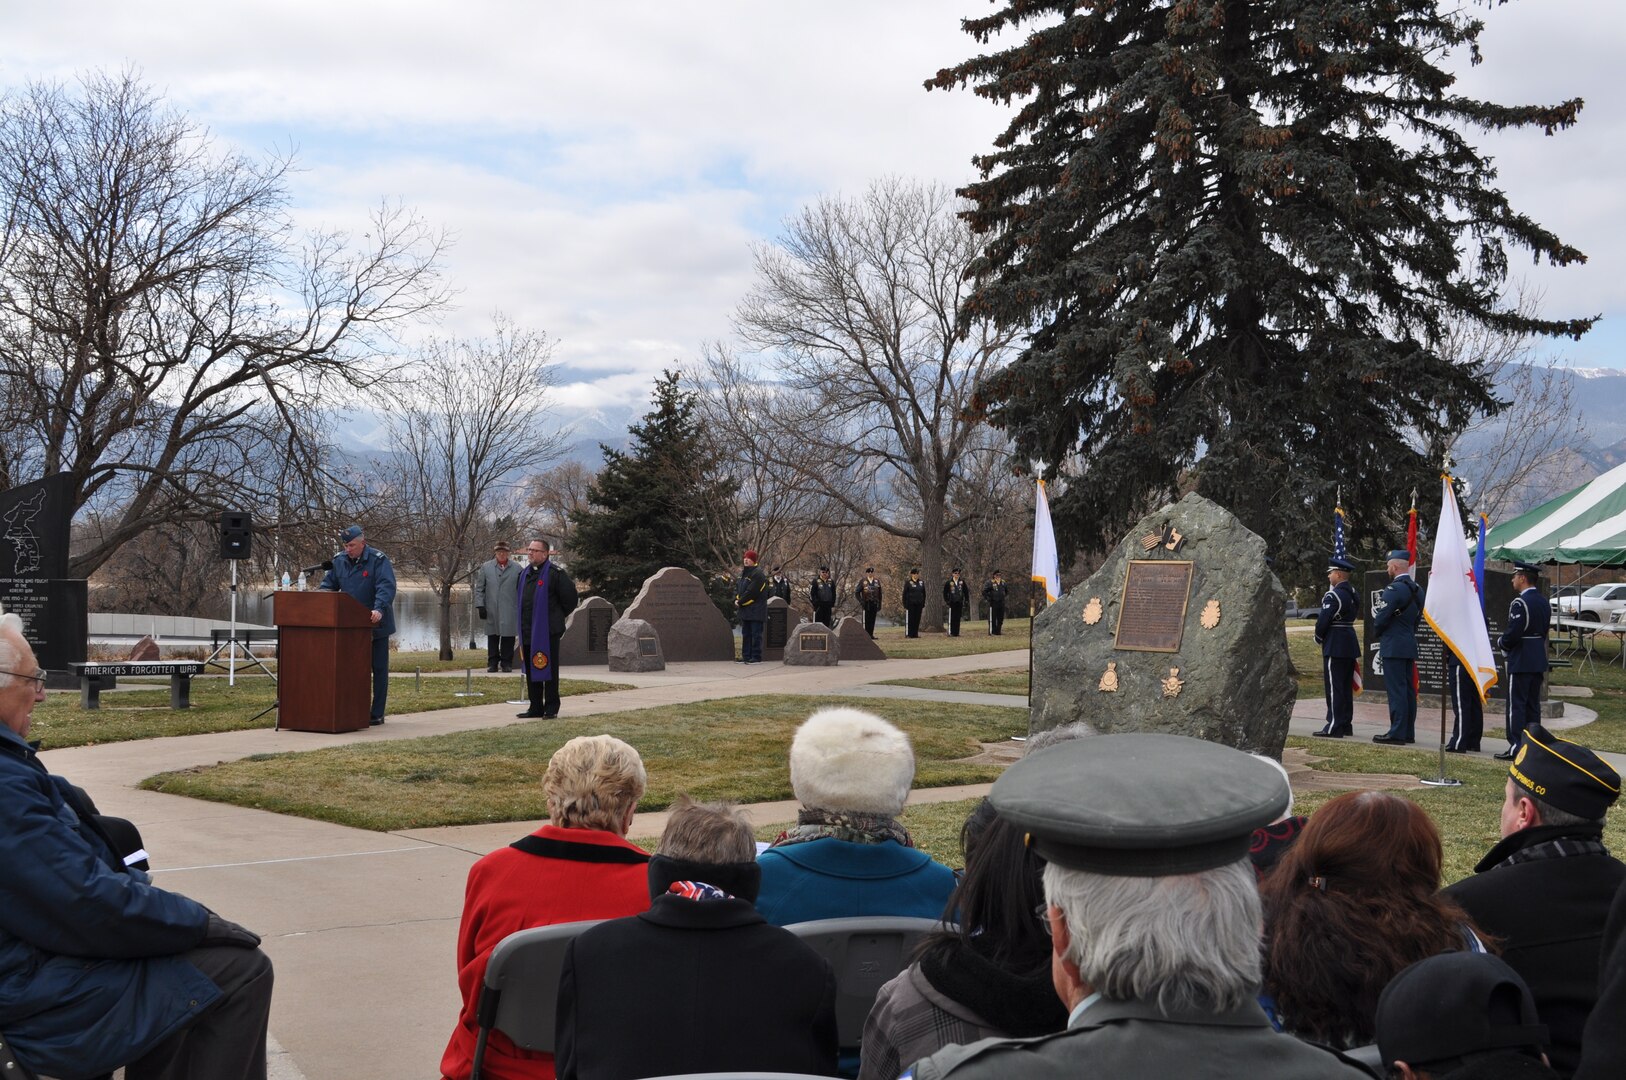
[47,649,1609,1080]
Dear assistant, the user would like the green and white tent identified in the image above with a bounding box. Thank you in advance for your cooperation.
[1484,460,1626,566]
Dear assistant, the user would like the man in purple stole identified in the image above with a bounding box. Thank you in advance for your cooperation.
[516,537,579,719]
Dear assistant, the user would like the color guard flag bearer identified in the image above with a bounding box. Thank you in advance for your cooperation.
[1032,479,1061,605]
[1423,476,1498,706]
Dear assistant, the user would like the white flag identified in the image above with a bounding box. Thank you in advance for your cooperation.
[1422,476,1497,703]
[1032,479,1062,604]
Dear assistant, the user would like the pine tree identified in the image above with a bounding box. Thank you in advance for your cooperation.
[929,0,1593,576]
[569,371,740,614]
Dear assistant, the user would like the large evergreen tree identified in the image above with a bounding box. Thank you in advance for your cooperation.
[569,371,739,615]
[929,1,1592,576]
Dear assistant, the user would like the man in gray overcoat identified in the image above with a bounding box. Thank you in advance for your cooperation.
[473,540,521,672]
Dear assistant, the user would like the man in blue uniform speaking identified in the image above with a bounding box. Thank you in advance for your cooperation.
[1313,556,1360,738]
[320,523,397,726]
[1495,561,1551,760]
[1372,549,1423,745]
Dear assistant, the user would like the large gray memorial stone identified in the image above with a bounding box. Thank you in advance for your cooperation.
[764,596,789,662]
[608,618,665,672]
[621,567,735,662]
[1031,492,1296,756]
[560,596,618,666]
[835,616,887,660]
[0,475,85,676]
[783,622,840,666]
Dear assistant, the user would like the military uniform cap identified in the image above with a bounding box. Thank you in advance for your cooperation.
[340,524,364,543]
[1513,561,1542,577]
[1376,953,1547,1069]
[1509,724,1620,820]
[1386,549,1410,562]
[990,733,1290,876]
[1327,556,1354,573]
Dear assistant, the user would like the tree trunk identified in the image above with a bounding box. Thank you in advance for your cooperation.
[920,499,946,632]
[438,582,453,661]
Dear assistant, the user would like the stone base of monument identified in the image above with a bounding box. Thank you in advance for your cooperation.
[608,618,665,672]
[835,616,887,660]
[783,622,839,666]
[1031,492,1296,756]
[560,596,617,666]
[621,567,734,662]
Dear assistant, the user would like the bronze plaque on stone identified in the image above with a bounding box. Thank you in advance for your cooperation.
[638,635,659,656]
[1114,560,1194,653]
[801,633,829,653]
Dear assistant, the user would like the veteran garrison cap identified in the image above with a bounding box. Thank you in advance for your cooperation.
[990,733,1290,876]
[1509,724,1620,820]
[1376,952,1547,1069]
[1327,556,1355,573]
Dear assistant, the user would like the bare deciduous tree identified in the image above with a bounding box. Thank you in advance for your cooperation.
[383,316,564,659]
[0,70,448,577]
[697,177,1018,630]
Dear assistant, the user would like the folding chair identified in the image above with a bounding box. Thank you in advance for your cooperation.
[784,917,946,1052]
[469,919,604,1080]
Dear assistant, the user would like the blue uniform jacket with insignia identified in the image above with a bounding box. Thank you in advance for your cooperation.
[320,545,398,639]
[1371,574,1422,659]
[1498,587,1551,674]
[1315,581,1360,659]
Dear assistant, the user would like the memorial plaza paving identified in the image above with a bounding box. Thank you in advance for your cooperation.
[46,648,1609,1080]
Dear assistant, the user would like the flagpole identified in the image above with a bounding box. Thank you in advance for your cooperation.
[1421,469,1464,788]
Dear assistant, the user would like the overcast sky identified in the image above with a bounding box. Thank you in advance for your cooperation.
[1,1,1619,423]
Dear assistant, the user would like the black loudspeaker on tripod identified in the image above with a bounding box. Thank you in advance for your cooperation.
[219,510,253,560]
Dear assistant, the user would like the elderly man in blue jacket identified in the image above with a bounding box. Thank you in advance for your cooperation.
[0,614,272,1079]
[320,522,398,725]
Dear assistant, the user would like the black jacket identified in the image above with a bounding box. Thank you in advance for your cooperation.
[982,581,1008,609]
[903,578,927,610]
[943,578,969,609]
[556,893,838,1080]
[1576,880,1626,1079]
[810,578,836,606]
[1445,823,1626,1077]
[856,578,883,610]
[519,560,579,642]
[735,565,770,623]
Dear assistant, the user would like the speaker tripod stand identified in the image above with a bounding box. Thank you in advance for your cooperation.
[201,560,277,685]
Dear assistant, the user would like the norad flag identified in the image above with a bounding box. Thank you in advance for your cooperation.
[1032,479,1061,604]
[1422,475,1497,704]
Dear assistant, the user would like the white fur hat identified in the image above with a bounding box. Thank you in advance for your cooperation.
[789,707,916,817]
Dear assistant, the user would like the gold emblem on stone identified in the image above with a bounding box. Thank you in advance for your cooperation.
[1200,599,1221,630]
[1161,667,1183,698]
[1098,661,1119,693]
[1082,597,1103,625]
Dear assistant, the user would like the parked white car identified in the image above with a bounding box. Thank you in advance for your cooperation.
[1557,583,1626,622]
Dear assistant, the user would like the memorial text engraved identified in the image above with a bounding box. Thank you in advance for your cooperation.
[1113,560,1194,652]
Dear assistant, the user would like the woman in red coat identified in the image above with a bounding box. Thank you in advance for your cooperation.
[440,735,652,1080]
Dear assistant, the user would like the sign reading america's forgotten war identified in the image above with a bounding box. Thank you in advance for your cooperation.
[0,476,84,673]
[620,567,734,662]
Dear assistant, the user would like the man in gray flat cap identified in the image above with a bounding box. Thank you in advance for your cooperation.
[906,734,1367,1080]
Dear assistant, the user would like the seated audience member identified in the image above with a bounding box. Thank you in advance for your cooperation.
[555,797,838,1080]
[1376,952,1559,1079]
[908,734,1367,1080]
[755,708,956,925]
[1574,880,1626,1080]
[440,735,652,1080]
[1445,726,1624,1078]
[859,800,1067,1080]
[1247,754,1307,881]
[1260,791,1486,1049]
[0,614,274,1080]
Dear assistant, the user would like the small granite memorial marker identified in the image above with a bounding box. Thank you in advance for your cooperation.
[835,616,887,660]
[621,567,734,662]
[1031,492,1296,755]
[764,596,789,661]
[559,596,619,666]
[608,618,666,672]
[784,622,840,666]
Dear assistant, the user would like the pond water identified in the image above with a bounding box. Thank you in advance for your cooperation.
[234,586,483,652]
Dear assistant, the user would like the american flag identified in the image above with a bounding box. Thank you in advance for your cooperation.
[1334,506,1347,562]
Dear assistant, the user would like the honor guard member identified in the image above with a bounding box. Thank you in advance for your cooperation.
[1371,549,1423,745]
[906,734,1369,1080]
[1445,648,1485,754]
[320,523,397,726]
[943,568,969,637]
[769,565,793,603]
[902,568,927,638]
[1313,557,1360,738]
[983,571,1008,636]
[809,566,837,627]
[1496,561,1552,760]
[856,568,883,638]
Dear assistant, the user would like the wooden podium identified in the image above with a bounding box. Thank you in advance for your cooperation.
[273,590,374,733]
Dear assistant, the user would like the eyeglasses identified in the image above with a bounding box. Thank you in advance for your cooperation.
[0,668,46,686]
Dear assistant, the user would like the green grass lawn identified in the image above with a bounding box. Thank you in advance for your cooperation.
[868,618,1031,659]
[881,666,1030,696]
[32,675,629,750]
[191,648,537,675]
[139,694,1026,831]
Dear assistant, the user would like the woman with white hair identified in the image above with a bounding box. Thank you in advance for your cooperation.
[440,735,652,1080]
[754,708,956,926]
